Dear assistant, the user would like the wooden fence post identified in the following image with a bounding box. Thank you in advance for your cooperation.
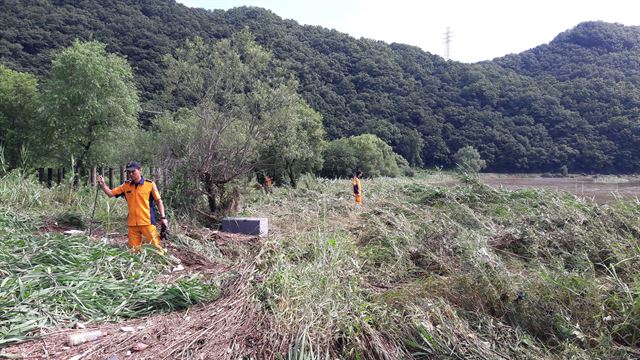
[47,168,52,188]
[108,168,114,188]
[119,165,125,184]
[38,168,45,184]
[75,166,81,186]
[90,166,96,187]
[57,168,63,184]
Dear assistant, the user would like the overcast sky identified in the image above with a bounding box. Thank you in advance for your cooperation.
[176,0,640,63]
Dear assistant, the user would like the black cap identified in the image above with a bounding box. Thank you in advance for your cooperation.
[125,161,141,171]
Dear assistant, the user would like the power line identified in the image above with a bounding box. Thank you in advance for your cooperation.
[443,27,452,60]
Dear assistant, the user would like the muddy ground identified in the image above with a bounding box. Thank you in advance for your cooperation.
[479,174,640,203]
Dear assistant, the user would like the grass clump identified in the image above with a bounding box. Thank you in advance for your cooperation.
[256,232,378,356]
[55,209,86,229]
[245,175,640,359]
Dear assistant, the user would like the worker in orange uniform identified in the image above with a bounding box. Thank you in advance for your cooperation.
[97,161,168,253]
[352,170,363,208]
[264,175,273,194]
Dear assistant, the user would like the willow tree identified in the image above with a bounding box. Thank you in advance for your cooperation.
[41,40,139,170]
[256,101,325,188]
[160,29,320,213]
[454,145,486,174]
[0,65,39,169]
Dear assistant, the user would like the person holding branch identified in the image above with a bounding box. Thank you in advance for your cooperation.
[97,161,168,253]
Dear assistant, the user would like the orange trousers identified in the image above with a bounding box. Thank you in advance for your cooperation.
[355,194,362,205]
[127,225,163,253]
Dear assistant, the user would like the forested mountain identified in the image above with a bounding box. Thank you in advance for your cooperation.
[2,0,639,172]
[495,22,640,172]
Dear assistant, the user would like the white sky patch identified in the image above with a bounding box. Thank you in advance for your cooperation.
[177,0,640,63]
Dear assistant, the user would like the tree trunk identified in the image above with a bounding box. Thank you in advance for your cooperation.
[207,193,217,213]
[287,161,297,188]
[203,172,217,213]
[77,138,94,174]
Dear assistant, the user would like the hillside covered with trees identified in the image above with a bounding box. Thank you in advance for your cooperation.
[2,0,640,173]
[3,3,640,358]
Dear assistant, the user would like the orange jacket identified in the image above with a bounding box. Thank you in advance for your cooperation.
[112,177,161,226]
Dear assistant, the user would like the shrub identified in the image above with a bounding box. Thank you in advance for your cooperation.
[321,134,402,178]
[454,145,486,174]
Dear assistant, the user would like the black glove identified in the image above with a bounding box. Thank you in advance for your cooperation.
[160,223,168,241]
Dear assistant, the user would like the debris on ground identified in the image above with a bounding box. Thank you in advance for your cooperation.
[67,330,103,346]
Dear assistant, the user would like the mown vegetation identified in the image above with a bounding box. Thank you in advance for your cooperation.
[3,169,639,358]
[0,171,220,348]
[247,174,640,358]
[2,1,640,172]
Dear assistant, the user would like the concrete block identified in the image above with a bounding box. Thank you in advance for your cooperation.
[222,217,268,236]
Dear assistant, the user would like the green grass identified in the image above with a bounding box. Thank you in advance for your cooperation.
[0,173,220,348]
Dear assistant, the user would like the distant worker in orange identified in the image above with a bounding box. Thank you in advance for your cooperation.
[352,170,363,208]
[264,175,273,194]
[97,161,168,253]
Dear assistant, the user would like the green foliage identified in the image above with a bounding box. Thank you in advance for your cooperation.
[139,108,199,167]
[242,176,640,358]
[0,65,39,169]
[257,101,326,188]
[321,134,401,178]
[55,209,85,229]
[158,30,317,214]
[454,145,486,174]
[4,3,640,172]
[612,280,640,346]
[40,40,140,169]
[559,165,569,177]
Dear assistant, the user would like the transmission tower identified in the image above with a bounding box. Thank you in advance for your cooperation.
[443,27,452,60]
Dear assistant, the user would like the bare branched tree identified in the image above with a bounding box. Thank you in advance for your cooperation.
[159,30,303,214]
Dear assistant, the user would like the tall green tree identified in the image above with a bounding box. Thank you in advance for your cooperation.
[257,101,325,188]
[0,65,39,169]
[159,30,316,213]
[41,40,139,169]
[6,1,640,173]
